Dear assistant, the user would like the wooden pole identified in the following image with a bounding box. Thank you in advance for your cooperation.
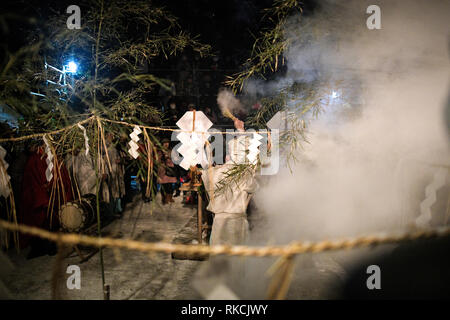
[95,119,106,300]
[197,191,202,244]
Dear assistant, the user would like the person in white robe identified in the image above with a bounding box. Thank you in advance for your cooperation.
[66,148,97,197]
[65,148,111,205]
[201,119,258,246]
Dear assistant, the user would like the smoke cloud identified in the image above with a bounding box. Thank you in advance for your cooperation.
[204,0,450,299]
[252,0,449,242]
[216,88,245,118]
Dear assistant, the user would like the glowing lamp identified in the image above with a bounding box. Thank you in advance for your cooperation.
[65,61,78,73]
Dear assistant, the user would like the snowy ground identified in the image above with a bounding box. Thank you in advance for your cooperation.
[2,193,393,300]
[4,194,203,300]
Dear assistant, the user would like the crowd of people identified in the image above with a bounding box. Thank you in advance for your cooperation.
[0,92,261,261]
[0,126,205,258]
[162,99,222,127]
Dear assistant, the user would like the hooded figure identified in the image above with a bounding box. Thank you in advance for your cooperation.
[66,148,97,196]
[201,119,258,246]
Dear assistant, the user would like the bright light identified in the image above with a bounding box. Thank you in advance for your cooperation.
[331,91,338,99]
[65,61,78,73]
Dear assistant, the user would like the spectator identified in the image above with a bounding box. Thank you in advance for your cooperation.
[157,138,177,204]
[105,133,126,216]
[19,141,73,258]
[166,100,181,126]
[65,145,96,197]
[204,106,218,123]
[137,139,158,203]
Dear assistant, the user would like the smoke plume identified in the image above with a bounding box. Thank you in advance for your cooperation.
[216,88,245,119]
[206,0,450,299]
[252,0,450,242]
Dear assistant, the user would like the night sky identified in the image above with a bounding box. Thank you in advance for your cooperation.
[1,0,317,67]
[0,0,318,115]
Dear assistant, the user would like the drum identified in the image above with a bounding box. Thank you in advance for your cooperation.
[59,194,98,232]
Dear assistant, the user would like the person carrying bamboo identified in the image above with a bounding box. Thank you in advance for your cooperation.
[201,118,258,245]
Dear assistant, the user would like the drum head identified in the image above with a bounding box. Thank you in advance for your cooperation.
[59,202,85,232]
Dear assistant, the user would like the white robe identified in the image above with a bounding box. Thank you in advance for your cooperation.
[201,163,258,246]
[66,151,97,196]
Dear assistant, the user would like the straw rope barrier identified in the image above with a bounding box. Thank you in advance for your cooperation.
[0,116,96,143]
[1,115,448,257]
[1,219,450,258]
[98,117,266,135]
[0,115,268,144]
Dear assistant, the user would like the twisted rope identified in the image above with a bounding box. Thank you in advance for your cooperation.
[0,116,268,144]
[1,219,449,258]
[0,117,96,143]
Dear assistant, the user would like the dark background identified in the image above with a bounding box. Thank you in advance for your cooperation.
[0,0,318,122]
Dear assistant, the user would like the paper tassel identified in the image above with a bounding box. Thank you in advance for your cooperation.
[247,132,263,164]
[417,168,448,227]
[77,123,90,156]
[128,125,142,159]
[42,135,54,182]
[176,111,213,170]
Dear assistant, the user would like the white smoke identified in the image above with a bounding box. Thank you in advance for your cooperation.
[216,88,244,117]
[214,0,450,299]
[251,0,450,243]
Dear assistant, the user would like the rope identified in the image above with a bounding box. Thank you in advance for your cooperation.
[99,117,264,135]
[1,219,449,258]
[0,117,96,143]
[2,116,449,258]
[0,116,268,143]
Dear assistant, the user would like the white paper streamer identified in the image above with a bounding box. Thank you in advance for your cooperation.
[128,125,142,159]
[42,135,54,182]
[0,146,11,198]
[416,168,448,227]
[176,111,213,170]
[247,132,263,164]
[77,123,90,156]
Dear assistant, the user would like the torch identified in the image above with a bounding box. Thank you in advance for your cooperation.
[221,106,238,121]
